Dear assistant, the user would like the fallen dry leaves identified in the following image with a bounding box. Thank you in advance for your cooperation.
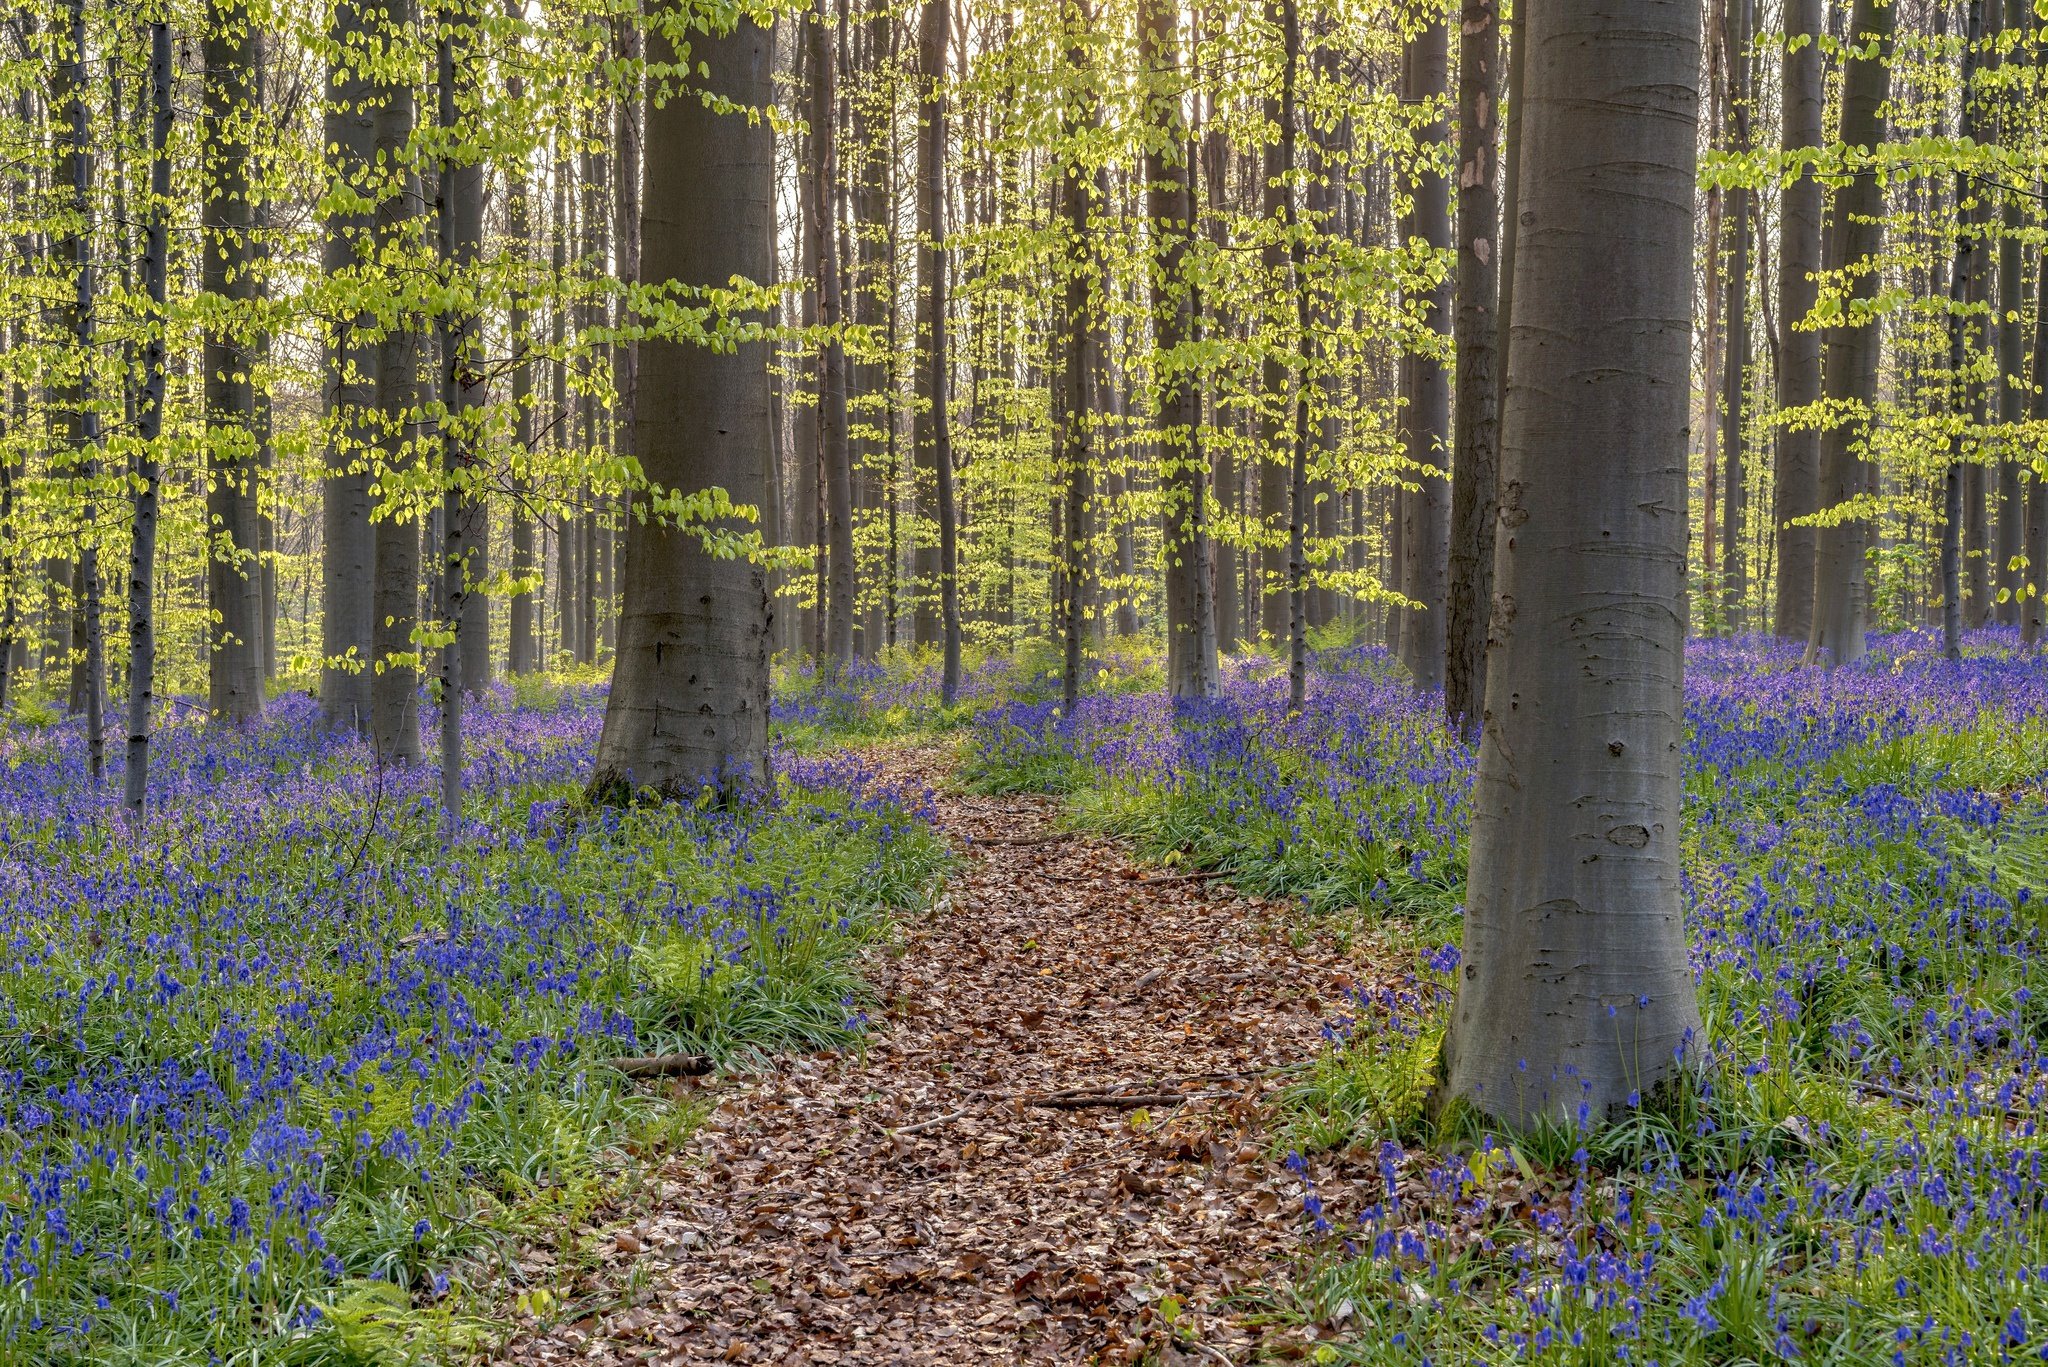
[494,744,1385,1365]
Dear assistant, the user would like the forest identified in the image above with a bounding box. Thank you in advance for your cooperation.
[2,0,2047,1360]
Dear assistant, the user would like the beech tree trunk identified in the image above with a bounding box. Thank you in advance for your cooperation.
[1441,0,1705,1126]
[506,11,538,676]
[1720,0,1751,632]
[1399,13,1450,692]
[56,0,104,776]
[1059,12,1094,716]
[371,0,421,761]
[1282,0,1308,709]
[1773,0,1822,642]
[916,0,962,699]
[813,0,856,664]
[437,9,484,827]
[1145,0,1217,698]
[126,19,172,815]
[588,6,774,802]
[204,0,263,723]
[1806,0,1894,669]
[1259,10,1288,646]
[1940,0,1987,661]
[2025,211,2048,647]
[1992,0,2024,629]
[1444,0,1499,736]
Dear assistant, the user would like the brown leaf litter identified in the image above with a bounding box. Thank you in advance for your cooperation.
[493,744,1394,1365]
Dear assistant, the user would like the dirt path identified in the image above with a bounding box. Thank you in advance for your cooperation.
[501,745,1375,1365]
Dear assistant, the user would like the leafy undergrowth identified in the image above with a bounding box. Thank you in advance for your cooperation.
[0,688,944,1364]
[968,628,2048,1363]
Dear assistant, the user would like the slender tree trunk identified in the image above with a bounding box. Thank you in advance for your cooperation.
[1774,0,1822,642]
[372,0,421,761]
[56,0,104,775]
[916,0,962,699]
[1059,11,1094,716]
[203,0,263,723]
[589,6,775,802]
[1441,0,1705,1127]
[2025,192,2048,647]
[126,19,172,816]
[1399,10,1450,692]
[1993,0,2024,628]
[1445,0,1499,736]
[1147,0,1217,697]
[1700,0,1725,619]
[506,12,538,675]
[1941,0,1988,661]
[1282,0,1309,709]
[1260,8,1288,646]
[1806,0,1895,668]
[811,0,857,664]
[1720,0,1752,631]
[437,8,484,829]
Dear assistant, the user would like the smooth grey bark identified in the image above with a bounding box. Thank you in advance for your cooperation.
[916,0,962,700]
[322,0,376,725]
[551,140,576,665]
[807,3,855,664]
[587,6,774,803]
[1445,0,1499,737]
[1282,0,1308,710]
[437,9,484,830]
[1144,0,1217,699]
[57,0,104,777]
[1940,0,1987,661]
[1806,0,1894,669]
[203,0,263,724]
[371,0,421,762]
[1259,6,1288,646]
[1440,0,1705,1127]
[1399,12,1450,693]
[1773,0,1822,642]
[1201,75,1238,655]
[1058,18,1094,717]
[506,15,538,676]
[126,19,172,817]
[2025,213,2048,647]
[1720,0,1752,631]
[1992,2,2024,628]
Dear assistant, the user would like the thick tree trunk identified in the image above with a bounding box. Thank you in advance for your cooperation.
[588,7,774,802]
[916,0,961,699]
[203,1,263,723]
[1441,0,1705,1128]
[1444,0,1499,736]
[126,19,172,816]
[1059,19,1094,716]
[1806,0,1894,668]
[1399,13,1450,693]
[371,0,421,761]
[1202,77,1237,656]
[1773,0,1822,642]
[1146,0,1215,698]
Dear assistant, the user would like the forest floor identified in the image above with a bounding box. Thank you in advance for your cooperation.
[497,742,1390,1365]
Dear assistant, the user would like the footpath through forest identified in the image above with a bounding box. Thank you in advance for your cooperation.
[499,744,1382,1364]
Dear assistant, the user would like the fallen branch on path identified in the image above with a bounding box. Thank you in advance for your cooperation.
[978,832,1074,848]
[890,1109,968,1137]
[1028,1090,1223,1110]
[605,1053,715,1079]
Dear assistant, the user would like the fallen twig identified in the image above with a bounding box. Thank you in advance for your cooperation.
[1029,1090,1223,1111]
[978,832,1074,848]
[606,1054,715,1079]
[890,1109,968,1137]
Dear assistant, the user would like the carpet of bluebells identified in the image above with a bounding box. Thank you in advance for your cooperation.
[0,685,943,1364]
[969,630,2048,1365]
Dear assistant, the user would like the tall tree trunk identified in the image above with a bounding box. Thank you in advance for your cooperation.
[56,0,105,775]
[1441,0,1705,1127]
[506,8,538,675]
[588,6,774,802]
[1992,0,2024,628]
[1147,0,1217,697]
[1699,0,1725,619]
[916,0,962,699]
[1282,0,1309,709]
[1806,0,1895,668]
[126,18,172,816]
[437,6,484,829]
[1445,0,1499,736]
[372,0,422,761]
[1399,10,1450,692]
[203,0,263,723]
[1259,6,1288,646]
[1941,0,1988,661]
[2025,193,2048,648]
[1059,11,1094,716]
[1774,0,1822,642]
[1720,0,1752,631]
[811,0,857,664]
